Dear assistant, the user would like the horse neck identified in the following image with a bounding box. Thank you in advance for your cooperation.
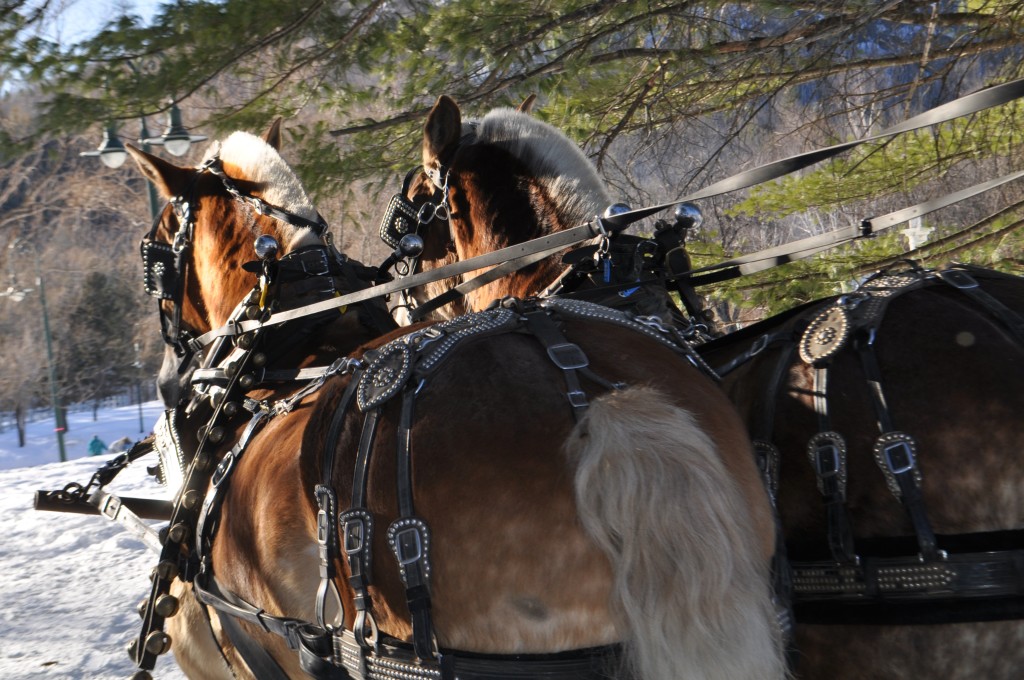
[457,128,611,304]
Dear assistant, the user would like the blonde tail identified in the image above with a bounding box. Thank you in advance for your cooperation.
[567,386,787,680]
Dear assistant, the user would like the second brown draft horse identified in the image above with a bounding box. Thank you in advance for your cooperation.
[124,124,785,679]
[397,95,1024,679]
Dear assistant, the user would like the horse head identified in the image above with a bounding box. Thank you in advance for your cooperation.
[398,95,613,318]
[128,121,390,406]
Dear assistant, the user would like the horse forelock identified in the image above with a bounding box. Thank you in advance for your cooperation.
[204,132,320,250]
[474,109,612,226]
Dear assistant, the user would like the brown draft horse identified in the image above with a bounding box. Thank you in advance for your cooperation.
[125,124,786,679]
[399,96,1024,679]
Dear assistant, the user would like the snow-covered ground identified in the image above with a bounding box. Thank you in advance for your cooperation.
[0,402,186,679]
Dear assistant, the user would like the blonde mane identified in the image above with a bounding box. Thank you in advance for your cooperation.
[474,108,613,227]
[204,131,321,250]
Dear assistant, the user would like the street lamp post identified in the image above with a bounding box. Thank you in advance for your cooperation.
[79,101,205,436]
[36,262,67,462]
[2,242,67,462]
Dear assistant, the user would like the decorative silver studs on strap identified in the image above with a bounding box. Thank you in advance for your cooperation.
[873,431,923,498]
[413,308,519,374]
[358,343,414,411]
[387,517,433,584]
[807,431,848,499]
[791,563,865,596]
[542,298,684,353]
[876,563,956,592]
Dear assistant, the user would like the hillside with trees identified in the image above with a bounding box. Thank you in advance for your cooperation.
[1,1,1022,422]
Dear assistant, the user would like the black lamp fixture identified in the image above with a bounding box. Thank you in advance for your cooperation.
[81,101,207,168]
[80,123,129,169]
[144,102,207,156]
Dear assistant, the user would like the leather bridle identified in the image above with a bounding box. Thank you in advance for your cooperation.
[140,156,331,362]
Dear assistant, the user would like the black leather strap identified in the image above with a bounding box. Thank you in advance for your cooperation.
[604,76,1024,229]
[687,167,1024,287]
[390,386,438,662]
[938,266,1024,344]
[523,309,593,419]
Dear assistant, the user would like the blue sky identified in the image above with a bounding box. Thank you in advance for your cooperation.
[34,0,162,45]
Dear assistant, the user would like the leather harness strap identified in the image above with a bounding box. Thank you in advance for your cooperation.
[780,264,1024,623]
[807,366,857,565]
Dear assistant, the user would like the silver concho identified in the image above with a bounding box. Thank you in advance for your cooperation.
[357,342,413,411]
[799,306,850,364]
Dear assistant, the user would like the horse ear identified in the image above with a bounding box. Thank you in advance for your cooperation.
[125,144,193,200]
[517,94,537,114]
[261,117,283,150]
[423,95,462,170]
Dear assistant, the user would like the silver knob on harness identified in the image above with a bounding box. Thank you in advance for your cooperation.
[673,202,703,230]
[397,233,425,258]
[602,203,631,218]
[253,234,280,260]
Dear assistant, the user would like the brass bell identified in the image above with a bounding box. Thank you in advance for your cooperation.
[193,452,212,472]
[131,671,153,680]
[155,560,179,581]
[208,426,226,444]
[238,374,257,390]
[236,333,254,349]
[154,594,180,618]
[144,630,172,656]
[126,638,139,659]
[167,523,190,544]
[181,489,202,511]
[222,401,240,417]
[251,352,267,367]
[244,304,261,320]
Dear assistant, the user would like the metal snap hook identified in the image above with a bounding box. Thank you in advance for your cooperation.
[417,203,437,224]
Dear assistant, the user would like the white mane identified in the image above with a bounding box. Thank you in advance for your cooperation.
[474,108,613,226]
[203,131,320,251]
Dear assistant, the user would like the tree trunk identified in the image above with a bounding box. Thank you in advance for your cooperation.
[16,403,26,448]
